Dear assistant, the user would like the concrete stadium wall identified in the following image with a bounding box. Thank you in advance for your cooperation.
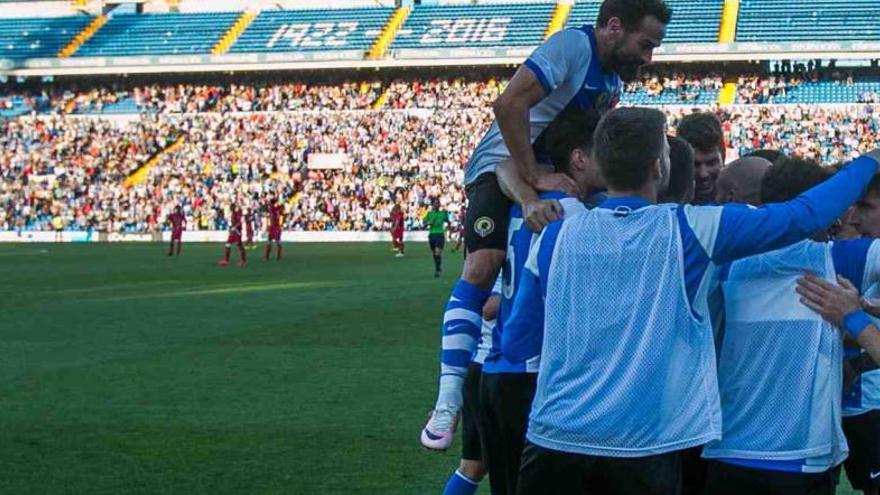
[0,231,433,243]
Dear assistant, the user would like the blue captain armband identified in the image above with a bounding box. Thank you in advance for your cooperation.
[844,310,874,339]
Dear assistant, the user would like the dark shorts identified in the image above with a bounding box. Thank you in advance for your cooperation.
[428,233,445,251]
[391,228,404,241]
[227,234,241,244]
[479,371,537,495]
[461,362,483,462]
[171,230,183,241]
[703,459,836,495]
[516,443,682,495]
[464,172,512,253]
[680,446,707,495]
[268,228,281,242]
[843,410,880,490]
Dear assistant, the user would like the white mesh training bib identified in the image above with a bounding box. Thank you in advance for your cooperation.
[527,205,722,457]
[704,240,846,471]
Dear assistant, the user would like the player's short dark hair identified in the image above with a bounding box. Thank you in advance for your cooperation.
[677,112,724,158]
[745,149,786,165]
[660,135,694,204]
[597,0,672,30]
[593,107,667,191]
[866,173,880,199]
[761,157,830,203]
[546,107,602,175]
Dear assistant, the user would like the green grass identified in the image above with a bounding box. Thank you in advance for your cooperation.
[0,243,859,494]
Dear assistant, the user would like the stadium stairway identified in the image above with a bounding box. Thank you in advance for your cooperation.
[718,0,739,42]
[57,15,107,58]
[367,7,410,60]
[211,10,257,56]
[123,135,185,188]
[718,81,737,105]
[544,2,572,40]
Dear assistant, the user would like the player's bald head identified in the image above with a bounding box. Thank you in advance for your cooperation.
[714,156,772,206]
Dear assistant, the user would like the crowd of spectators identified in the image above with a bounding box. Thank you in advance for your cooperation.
[629,72,723,102]
[2,72,879,234]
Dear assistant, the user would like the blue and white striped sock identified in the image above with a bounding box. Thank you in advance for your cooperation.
[434,279,490,412]
[442,469,480,495]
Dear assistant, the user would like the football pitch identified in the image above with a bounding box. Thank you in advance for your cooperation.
[0,242,860,494]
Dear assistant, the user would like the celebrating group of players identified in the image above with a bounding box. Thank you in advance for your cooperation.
[164,196,285,266]
[415,1,880,494]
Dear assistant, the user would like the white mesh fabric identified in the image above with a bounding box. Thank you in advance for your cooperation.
[527,205,722,457]
[704,241,847,469]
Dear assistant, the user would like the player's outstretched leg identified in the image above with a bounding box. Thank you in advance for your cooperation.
[421,271,496,449]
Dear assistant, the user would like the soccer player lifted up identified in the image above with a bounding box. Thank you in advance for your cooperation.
[218,203,247,267]
[167,205,185,257]
[421,0,671,449]
[264,196,283,261]
[423,198,451,278]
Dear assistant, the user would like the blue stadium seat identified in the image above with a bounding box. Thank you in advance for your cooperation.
[621,87,719,105]
[0,16,92,60]
[567,0,721,43]
[737,0,880,41]
[737,78,880,104]
[392,2,556,49]
[230,8,393,53]
[75,12,240,57]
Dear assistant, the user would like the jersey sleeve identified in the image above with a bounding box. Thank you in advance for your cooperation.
[523,28,590,96]
[687,156,879,265]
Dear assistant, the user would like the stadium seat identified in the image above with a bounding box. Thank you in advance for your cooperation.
[621,86,719,105]
[230,7,394,53]
[391,2,556,49]
[738,78,880,104]
[75,12,241,57]
[567,0,722,43]
[0,16,92,60]
[737,0,880,41]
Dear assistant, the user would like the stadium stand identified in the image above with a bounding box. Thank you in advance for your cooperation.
[75,12,241,57]
[737,0,880,41]
[566,0,723,42]
[391,2,556,49]
[229,7,394,54]
[0,16,92,60]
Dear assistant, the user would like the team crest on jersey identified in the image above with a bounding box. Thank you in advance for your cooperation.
[474,217,495,238]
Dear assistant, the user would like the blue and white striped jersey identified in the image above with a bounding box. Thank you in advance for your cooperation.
[482,192,587,374]
[504,156,878,457]
[704,239,880,473]
[472,277,503,365]
[464,26,622,185]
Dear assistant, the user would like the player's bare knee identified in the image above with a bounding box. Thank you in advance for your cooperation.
[482,294,501,320]
[458,459,486,481]
[462,249,504,289]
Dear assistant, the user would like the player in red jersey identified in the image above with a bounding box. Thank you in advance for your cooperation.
[244,207,256,249]
[390,203,405,257]
[218,203,247,267]
[264,197,283,261]
[167,205,185,257]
